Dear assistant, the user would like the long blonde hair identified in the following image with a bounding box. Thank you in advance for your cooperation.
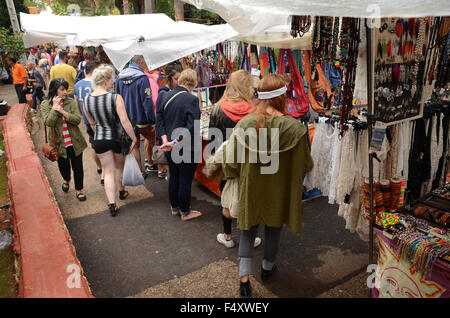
[219,70,254,104]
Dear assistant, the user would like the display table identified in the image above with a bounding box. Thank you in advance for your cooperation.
[372,227,450,298]
[194,124,316,197]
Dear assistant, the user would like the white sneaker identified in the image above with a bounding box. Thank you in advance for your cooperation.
[217,233,235,248]
[254,237,262,247]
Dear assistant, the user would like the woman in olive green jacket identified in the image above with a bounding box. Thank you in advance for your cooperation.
[40,78,88,201]
[222,74,313,297]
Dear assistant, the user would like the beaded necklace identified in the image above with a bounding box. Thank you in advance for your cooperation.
[330,17,340,61]
[339,18,361,135]
[291,15,312,38]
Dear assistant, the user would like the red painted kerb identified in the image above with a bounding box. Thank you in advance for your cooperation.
[3,103,93,298]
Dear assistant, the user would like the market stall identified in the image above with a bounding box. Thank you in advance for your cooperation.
[186,0,450,297]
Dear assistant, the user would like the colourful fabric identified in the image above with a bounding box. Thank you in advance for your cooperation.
[374,229,450,298]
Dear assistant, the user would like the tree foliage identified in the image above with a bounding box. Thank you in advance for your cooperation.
[0,0,28,29]
[0,27,26,67]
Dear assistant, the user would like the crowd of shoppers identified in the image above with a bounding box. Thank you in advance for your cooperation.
[7,47,312,298]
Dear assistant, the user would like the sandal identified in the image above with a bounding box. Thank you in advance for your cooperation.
[62,182,70,193]
[108,203,119,217]
[171,209,180,216]
[119,190,129,200]
[76,192,87,202]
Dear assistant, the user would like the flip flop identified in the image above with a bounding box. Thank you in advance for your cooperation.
[76,192,86,202]
[62,182,70,193]
[119,190,129,200]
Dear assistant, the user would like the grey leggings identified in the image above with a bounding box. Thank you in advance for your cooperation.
[238,225,282,277]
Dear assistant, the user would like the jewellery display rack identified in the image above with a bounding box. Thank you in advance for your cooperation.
[371,17,435,125]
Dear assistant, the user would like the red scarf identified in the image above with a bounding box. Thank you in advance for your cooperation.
[220,100,253,123]
[61,103,73,148]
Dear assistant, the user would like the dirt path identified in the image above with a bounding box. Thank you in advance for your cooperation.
[30,113,153,220]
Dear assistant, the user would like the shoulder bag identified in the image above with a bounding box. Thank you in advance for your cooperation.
[111,93,132,155]
[277,49,310,118]
[152,91,187,165]
[42,124,59,161]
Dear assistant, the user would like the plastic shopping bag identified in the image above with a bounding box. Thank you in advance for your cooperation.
[122,154,145,186]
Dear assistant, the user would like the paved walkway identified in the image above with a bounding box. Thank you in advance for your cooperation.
[2,83,370,298]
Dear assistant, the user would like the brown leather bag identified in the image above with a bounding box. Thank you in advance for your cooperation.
[42,125,58,161]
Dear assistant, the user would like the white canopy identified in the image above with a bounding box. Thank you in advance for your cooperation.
[183,0,450,36]
[102,22,237,71]
[20,12,238,70]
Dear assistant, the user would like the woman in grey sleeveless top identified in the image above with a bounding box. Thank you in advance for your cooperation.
[84,66,137,216]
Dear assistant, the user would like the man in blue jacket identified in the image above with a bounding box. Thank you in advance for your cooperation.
[115,55,156,178]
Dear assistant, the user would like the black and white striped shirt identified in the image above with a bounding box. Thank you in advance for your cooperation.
[84,92,117,141]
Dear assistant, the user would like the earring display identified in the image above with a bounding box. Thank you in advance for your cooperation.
[373,17,439,125]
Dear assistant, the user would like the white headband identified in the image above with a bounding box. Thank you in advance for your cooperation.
[257,86,287,100]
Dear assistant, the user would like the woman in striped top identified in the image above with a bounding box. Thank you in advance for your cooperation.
[40,78,88,201]
[84,66,137,216]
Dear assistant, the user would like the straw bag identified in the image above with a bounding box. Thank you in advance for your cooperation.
[42,125,58,161]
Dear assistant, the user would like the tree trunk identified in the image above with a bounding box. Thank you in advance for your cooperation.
[115,0,124,14]
[89,0,96,16]
[132,0,140,14]
[174,0,184,21]
[144,0,155,13]
[123,0,129,14]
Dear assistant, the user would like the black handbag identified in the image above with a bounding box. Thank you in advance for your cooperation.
[111,93,132,155]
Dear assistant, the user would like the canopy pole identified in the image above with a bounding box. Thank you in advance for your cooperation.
[365,18,375,298]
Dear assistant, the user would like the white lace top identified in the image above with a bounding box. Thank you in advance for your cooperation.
[304,118,340,197]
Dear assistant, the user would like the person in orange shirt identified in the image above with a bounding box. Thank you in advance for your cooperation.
[7,57,28,104]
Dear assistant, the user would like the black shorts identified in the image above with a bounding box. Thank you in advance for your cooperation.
[92,140,122,154]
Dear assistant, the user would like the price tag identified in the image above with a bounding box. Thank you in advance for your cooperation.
[370,122,387,152]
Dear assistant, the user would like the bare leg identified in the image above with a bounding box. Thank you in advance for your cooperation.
[113,153,125,192]
[144,139,153,166]
[97,151,116,204]
[93,150,102,170]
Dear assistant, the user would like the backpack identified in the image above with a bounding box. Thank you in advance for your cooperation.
[75,61,85,84]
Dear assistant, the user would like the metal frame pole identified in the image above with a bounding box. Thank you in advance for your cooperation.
[365,18,375,297]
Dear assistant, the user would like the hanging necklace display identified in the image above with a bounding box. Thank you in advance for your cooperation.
[291,15,312,38]
[339,17,361,135]
[330,17,340,61]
